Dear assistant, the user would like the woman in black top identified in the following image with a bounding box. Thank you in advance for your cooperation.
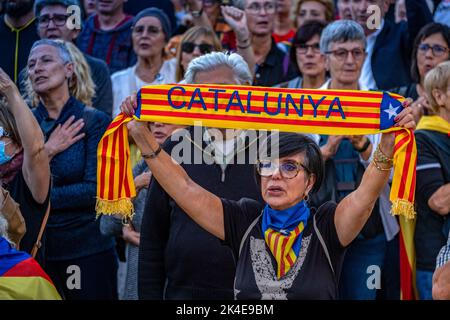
[0,67,50,264]
[120,52,416,299]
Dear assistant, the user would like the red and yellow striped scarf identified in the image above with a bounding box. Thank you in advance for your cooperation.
[265,223,305,279]
[96,84,417,223]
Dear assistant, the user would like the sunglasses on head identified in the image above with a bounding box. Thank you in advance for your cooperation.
[181,42,214,54]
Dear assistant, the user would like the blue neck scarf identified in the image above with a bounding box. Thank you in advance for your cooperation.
[262,200,310,278]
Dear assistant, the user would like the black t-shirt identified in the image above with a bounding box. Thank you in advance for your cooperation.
[0,15,39,83]
[253,39,298,87]
[5,171,49,265]
[222,198,345,299]
[414,129,450,271]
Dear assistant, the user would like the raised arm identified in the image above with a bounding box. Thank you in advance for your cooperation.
[221,5,256,76]
[334,101,416,247]
[127,119,225,240]
[0,68,50,204]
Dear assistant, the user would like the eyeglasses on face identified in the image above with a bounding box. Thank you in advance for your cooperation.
[38,14,69,27]
[257,159,310,179]
[132,25,162,36]
[181,42,214,54]
[418,43,449,57]
[325,48,365,61]
[246,1,277,15]
[295,43,321,54]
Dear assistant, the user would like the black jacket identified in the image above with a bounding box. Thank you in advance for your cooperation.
[138,127,263,300]
[372,0,432,90]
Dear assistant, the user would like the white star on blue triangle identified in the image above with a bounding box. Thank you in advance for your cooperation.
[380,92,404,130]
[384,103,400,120]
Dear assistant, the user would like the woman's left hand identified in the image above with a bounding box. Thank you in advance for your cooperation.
[380,98,416,156]
[0,68,18,98]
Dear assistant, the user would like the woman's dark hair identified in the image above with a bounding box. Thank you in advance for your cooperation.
[411,22,450,83]
[290,20,328,74]
[255,132,324,194]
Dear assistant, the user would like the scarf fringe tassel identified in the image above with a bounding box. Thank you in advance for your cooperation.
[391,199,415,220]
[95,198,135,220]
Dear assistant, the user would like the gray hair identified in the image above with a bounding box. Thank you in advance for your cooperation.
[34,0,81,16]
[0,215,10,243]
[320,20,366,53]
[184,52,253,85]
[30,39,73,65]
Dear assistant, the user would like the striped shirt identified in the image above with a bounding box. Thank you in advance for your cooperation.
[436,230,450,269]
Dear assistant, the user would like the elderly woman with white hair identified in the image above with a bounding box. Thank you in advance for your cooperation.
[120,51,415,299]
[27,39,116,300]
[317,20,403,300]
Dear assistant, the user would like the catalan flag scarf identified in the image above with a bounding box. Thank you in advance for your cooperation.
[262,200,310,279]
[96,84,417,221]
[0,237,61,300]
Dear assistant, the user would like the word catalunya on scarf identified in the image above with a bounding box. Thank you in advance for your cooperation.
[134,84,404,135]
[96,84,416,222]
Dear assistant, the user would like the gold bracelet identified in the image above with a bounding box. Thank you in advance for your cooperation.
[372,159,392,171]
[374,144,393,165]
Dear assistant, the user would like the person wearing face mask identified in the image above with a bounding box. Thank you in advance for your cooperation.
[0,67,50,265]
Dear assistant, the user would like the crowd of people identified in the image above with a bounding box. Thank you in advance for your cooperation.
[0,0,449,300]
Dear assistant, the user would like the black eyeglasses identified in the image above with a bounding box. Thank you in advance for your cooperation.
[38,14,69,27]
[418,43,449,57]
[257,159,310,179]
[132,25,162,36]
[181,42,214,54]
[295,43,321,54]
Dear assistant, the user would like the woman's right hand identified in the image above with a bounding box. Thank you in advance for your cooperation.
[122,224,140,246]
[45,115,85,159]
[120,92,138,116]
[0,67,18,98]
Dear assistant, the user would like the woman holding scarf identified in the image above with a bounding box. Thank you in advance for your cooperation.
[0,67,50,263]
[120,52,416,299]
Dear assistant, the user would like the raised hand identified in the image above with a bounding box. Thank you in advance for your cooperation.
[380,98,416,157]
[120,92,138,116]
[221,5,250,41]
[45,115,85,160]
[0,68,18,98]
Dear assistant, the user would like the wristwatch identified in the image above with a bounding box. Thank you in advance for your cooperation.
[355,138,371,153]
[190,6,203,18]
